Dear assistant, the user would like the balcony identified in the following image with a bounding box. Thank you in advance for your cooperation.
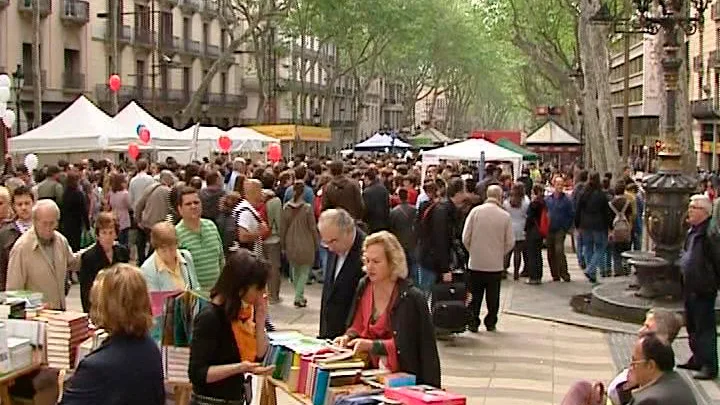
[204,44,220,58]
[62,72,85,90]
[184,39,201,56]
[18,0,51,17]
[134,28,155,48]
[178,0,200,14]
[60,0,88,25]
[23,70,47,89]
[161,0,177,7]
[201,0,217,18]
[0,0,8,10]
[159,35,180,53]
[95,84,161,104]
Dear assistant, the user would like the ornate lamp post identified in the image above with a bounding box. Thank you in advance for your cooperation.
[627,0,708,298]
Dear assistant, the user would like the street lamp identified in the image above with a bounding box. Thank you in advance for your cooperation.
[607,0,709,299]
[12,64,24,137]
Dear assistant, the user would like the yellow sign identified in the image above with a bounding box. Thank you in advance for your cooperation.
[251,125,331,142]
[701,141,720,154]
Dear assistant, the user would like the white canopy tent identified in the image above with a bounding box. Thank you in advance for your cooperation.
[420,138,524,181]
[179,125,278,158]
[354,133,411,150]
[112,101,187,148]
[9,96,124,154]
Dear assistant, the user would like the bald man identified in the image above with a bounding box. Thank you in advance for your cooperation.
[233,179,269,256]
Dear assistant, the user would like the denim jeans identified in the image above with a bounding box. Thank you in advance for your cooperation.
[417,265,437,301]
[575,230,586,268]
[582,229,608,279]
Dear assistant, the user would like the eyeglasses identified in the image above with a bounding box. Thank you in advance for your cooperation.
[629,359,648,368]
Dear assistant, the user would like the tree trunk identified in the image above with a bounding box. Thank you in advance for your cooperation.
[32,0,42,128]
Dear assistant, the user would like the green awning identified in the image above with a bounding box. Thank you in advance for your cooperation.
[495,138,539,161]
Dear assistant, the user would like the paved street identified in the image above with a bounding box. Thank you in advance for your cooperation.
[63,247,720,404]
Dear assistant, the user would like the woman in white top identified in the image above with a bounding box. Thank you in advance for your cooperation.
[503,183,530,280]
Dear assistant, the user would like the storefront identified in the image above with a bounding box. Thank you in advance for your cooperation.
[251,125,332,157]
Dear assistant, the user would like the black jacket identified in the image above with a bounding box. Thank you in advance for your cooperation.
[0,222,21,290]
[200,186,226,221]
[320,228,366,339]
[417,199,460,274]
[79,243,130,313]
[189,303,250,400]
[362,180,390,233]
[575,188,611,231]
[59,334,165,405]
[681,218,720,297]
[345,277,441,387]
[388,203,417,254]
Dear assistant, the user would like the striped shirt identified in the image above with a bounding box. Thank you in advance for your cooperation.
[175,218,224,290]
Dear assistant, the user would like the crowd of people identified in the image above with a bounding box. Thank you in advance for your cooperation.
[0,152,714,404]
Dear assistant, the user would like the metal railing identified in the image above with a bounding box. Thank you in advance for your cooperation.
[23,70,47,88]
[134,28,154,46]
[60,0,88,23]
[202,0,217,14]
[62,72,85,89]
[205,44,220,58]
[187,40,201,55]
[18,0,51,15]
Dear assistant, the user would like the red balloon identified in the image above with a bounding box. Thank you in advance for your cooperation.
[267,143,281,162]
[139,127,151,144]
[128,143,140,160]
[108,74,121,92]
[217,135,232,152]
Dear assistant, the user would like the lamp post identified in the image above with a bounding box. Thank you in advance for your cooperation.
[12,65,24,137]
[569,63,585,164]
[594,0,709,298]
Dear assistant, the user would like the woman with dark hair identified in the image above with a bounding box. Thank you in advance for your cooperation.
[61,170,90,252]
[503,182,530,280]
[575,172,611,283]
[189,250,274,405]
[79,212,130,312]
[525,184,546,284]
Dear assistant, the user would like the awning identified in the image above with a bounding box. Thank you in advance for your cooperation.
[495,138,539,161]
[251,125,331,142]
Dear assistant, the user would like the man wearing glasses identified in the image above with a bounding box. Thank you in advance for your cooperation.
[625,333,696,404]
[678,194,720,380]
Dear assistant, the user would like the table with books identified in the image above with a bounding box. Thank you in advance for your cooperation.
[259,331,467,405]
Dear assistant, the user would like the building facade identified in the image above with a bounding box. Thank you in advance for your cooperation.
[413,87,448,131]
[608,33,662,165]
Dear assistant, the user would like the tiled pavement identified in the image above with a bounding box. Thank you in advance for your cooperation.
[63,245,718,404]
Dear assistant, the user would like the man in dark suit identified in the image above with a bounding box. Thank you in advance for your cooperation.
[317,208,366,339]
[362,168,389,233]
[627,333,697,405]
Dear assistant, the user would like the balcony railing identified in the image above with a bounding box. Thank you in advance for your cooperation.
[179,0,200,13]
[62,72,85,90]
[205,44,220,58]
[162,0,177,6]
[18,0,51,16]
[159,35,179,52]
[185,39,201,56]
[201,0,217,16]
[60,0,88,24]
[134,28,154,47]
[24,70,47,88]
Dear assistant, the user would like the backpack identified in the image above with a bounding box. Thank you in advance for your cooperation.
[537,206,550,238]
[609,199,631,243]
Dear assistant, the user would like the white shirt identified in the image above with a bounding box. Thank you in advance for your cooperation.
[333,228,356,280]
[608,368,629,405]
[233,200,263,256]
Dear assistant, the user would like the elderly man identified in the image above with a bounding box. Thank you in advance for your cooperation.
[233,178,269,256]
[678,194,720,380]
[318,209,366,339]
[626,333,696,405]
[462,185,514,332]
[7,200,80,310]
[225,157,246,192]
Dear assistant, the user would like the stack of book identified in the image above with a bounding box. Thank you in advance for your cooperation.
[162,346,190,383]
[1,291,43,310]
[7,337,32,371]
[44,312,89,369]
[0,300,26,319]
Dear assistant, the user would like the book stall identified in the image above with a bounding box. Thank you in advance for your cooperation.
[258,331,466,405]
[0,290,107,405]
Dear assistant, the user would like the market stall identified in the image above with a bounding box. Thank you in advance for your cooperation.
[354,133,411,151]
[523,120,581,166]
[494,138,539,161]
[420,138,524,180]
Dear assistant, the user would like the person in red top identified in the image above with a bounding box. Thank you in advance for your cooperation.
[333,231,440,386]
[390,175,418,208]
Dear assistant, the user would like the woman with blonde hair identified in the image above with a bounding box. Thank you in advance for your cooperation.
[59,264,165,405]
[140,221,199,292]
[333,231,440,387]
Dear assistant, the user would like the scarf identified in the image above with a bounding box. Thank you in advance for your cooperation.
[230,302,257,362]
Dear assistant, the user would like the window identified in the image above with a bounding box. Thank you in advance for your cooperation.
[702,124,714,142]
[160,63,169,96]
[135,5,149,30]
[136,60,146,95]
[183,17,191,44]
[202,23,209,52]
[160,12,173,47]
[183,67,191,99]
[220,29,227,52]
[220,72,227,95]
[611,85,643,106]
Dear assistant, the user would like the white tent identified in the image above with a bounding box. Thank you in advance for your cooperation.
[112,101,187,148]
[421,138,523,179]
[355,133,411,150]
[9,96,122,154]
[180,126,278,157]
[525,120,580,145]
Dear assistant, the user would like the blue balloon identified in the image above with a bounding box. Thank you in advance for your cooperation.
[136,124,145,135]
